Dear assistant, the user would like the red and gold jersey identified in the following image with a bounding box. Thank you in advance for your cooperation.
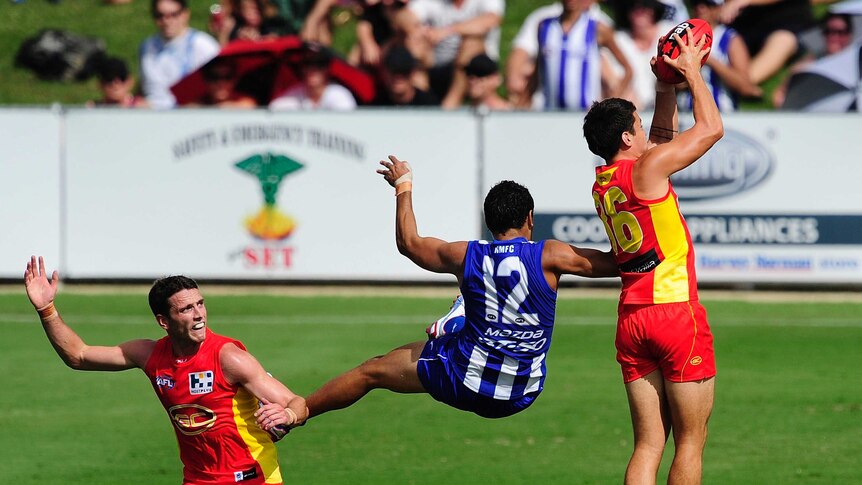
[592,159,698,304]
[144,329,282,485]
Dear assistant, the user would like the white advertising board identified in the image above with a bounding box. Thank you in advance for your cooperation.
[484,112,862,284]
[0,109,62,278]
[63,109,479,280]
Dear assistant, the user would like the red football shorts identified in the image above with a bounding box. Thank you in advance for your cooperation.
[616,301,716,383]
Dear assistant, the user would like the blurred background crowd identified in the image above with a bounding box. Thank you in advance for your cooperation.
[6,0,862,112]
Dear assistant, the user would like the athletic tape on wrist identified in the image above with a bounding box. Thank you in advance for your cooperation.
[395,181,413,196]
[37,302,58,320]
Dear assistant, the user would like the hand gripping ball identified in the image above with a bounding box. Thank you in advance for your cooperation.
[655,18,713,84]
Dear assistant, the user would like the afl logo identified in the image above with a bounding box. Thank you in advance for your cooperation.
[168,404,217,435]
[671,128,774,201]
[690,356,703,366]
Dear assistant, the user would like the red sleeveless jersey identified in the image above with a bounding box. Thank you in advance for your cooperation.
[144,329,282,485]
[592,159,699,304]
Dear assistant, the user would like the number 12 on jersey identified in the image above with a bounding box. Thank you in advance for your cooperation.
[482,255,539,327]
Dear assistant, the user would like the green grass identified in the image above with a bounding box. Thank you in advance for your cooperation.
[0,290,860,484]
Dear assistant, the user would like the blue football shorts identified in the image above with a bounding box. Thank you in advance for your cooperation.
[416,334,540,419]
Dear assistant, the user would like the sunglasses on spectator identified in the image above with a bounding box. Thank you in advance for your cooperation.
[823,28,851,36]
[153,9,184,20]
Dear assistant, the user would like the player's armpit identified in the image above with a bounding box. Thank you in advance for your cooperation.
[403,238,468,275]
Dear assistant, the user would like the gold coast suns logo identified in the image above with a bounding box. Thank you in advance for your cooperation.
[168,404,217,435]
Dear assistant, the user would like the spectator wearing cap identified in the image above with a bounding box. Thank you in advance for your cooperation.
[603,0,675,110]
[189,58,257,107]
[140,0,220,109]
[88,57,149,108]
[374,45,440,106]
[676,0,760,112]
[463,53,509,110]
[269,45,357,110]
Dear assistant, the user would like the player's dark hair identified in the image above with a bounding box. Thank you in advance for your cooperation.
[151,0,188,16]
[148,275,199,316]
[484,180,534,235]
[583,98,637,161]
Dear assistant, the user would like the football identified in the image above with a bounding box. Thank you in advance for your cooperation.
[655,18,713,84]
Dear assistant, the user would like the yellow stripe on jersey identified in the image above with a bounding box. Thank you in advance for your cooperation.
[595,166,618,186]
[648,195,691,303]
[233,388,283,484]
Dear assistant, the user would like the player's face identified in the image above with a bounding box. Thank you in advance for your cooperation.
[162,288,208,347]
[630,112,652,156]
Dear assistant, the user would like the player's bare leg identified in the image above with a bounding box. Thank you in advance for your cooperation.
[305,341,427,418]
[665,377,715,485]
[624,369,671,485]
[749,30,798,84]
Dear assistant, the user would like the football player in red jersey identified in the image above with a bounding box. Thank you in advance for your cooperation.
[583,29,722,484]
[23,256,307,485]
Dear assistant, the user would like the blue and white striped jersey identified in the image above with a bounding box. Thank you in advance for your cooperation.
[452,238,557,401]
[537,14,602,111]
[678,25,739,112]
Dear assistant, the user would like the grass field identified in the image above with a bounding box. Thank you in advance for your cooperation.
[0,288,859,484]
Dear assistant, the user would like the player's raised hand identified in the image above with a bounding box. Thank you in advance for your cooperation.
[663,28,710,78]
[376,155,413,188]
[24,256,59,310]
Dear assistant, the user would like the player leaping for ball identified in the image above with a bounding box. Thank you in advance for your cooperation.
[23,258,308,485]
[582,26,722,484]
[304,156,619,420]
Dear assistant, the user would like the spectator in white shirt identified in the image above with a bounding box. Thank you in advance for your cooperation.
[269,45,357,110]
[140,0,221,109]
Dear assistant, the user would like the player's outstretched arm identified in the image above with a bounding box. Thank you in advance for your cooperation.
[24,256,153,371]
[637,29,723,197]
[542,240,619,285]
[220,344,308,430]
[377,155,468,275]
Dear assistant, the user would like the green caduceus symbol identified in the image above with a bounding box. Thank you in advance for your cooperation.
[235,152,303,240]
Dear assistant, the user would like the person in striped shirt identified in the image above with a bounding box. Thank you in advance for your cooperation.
[304,155,618,420]
[583,29,722,484]
[532,0,633,111]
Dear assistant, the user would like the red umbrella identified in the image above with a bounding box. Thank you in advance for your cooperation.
[170,36,376,105]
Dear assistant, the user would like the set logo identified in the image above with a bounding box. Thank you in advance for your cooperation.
[231,152,304,270]
[168,403,217,436]
[189,370,214,395]
[671,128,774,201]
[235,152,304,241]
[155,374,175,390]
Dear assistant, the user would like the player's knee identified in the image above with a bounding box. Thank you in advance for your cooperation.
[357,355,389,385]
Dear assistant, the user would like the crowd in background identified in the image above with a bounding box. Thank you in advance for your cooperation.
[85,0,860,111]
